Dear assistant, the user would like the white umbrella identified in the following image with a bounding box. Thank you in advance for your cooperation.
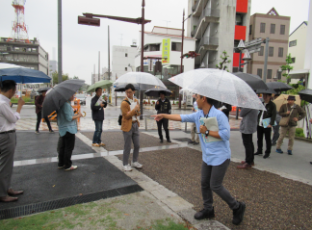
[169,68,265,111]
[0,63,25,69]
[113,72,167,90]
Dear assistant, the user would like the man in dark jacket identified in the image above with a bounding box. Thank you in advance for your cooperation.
[91,87,107,147]
[155,92,171,143]
[254,93,277,159]
[35,90,53,134]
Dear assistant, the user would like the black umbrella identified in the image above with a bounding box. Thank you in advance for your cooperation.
[114,83,141,92]
[266,82,293,92]
[255,88,277,95]
[37,87,51,93]
[145,87,172,97]
[298,89,312,103]
[42,79,85,117]
[233,72,268,90]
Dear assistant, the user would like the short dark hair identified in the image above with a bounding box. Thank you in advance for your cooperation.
[159,91,166,96]
[0,80,16,93]
[200,95,216,105]
[95,87,102,92]
[125,84,135,91]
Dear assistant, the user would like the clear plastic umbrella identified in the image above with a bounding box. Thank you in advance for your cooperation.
[169,68,266,110]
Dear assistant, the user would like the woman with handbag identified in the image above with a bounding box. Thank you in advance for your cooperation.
[276,95,306,155]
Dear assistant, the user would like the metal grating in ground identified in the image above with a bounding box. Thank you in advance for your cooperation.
[0,184,142,220]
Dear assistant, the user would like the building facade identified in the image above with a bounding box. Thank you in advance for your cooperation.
[0,37,49,75]
[187,0,251,72]
[247,8,291,82]
[135,26,196,101]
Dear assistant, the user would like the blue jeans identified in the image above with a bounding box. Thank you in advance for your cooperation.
[93,120,103,144]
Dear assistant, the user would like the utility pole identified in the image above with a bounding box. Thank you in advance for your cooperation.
[108,26,110,80]
[179,9,185,109]
[139,0,145,120]
[263,37,270,83]
[98,51,100,81]
[57,0,62,84]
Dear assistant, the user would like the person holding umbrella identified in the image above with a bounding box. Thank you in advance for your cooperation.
[155,91,171,143]
[0,80,25,202]
[152,94,246,225]
[91,87,107,147]
[35,89,54,134]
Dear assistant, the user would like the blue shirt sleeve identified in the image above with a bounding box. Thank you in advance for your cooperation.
[217,112,230,141]
[180,112,197,123]
[63,103,73,122]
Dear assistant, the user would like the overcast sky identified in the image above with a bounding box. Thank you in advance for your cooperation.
[0,0,310,84]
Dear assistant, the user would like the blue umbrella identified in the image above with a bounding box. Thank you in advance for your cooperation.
[0,66,51,83]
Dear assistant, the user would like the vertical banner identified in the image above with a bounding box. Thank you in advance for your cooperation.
[162,38,170,64]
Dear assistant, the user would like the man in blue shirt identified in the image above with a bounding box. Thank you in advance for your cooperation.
[152,94,246,225]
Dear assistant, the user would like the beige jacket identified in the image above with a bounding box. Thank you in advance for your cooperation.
[120,97,141,132]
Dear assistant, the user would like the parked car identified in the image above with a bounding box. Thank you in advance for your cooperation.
[75,94,87,105]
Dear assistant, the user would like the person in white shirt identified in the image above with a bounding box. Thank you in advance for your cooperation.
[0,80,25,202]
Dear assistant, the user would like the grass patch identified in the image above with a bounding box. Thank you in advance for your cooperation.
[147,219,192,230]
[11,96,34,104]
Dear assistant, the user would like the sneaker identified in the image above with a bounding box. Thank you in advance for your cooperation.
[35,131,39,134]
[167,139,172,143]
[263,154,270,159]
[254,152,262,156]
[132,161,143,169]
[49,130,54,133]
[123,165,132,172]
[288,150,293,155]
[276,149,283,154]
[92,143,100,147]
[65,165,78,171]
[241,161,255,166]
[194,207,215,220]
[232,202,246,225]
[99,143,106,147]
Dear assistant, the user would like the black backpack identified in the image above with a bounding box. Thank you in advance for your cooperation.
[118,100,131,125]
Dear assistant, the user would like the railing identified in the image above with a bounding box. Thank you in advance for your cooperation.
[199,8,220,23]
[192,0,199,11]
[196,36,219,53]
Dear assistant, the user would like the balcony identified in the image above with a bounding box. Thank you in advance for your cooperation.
[192,0,199,12]
[236,0,248,13]
[192,8,220,39]
[196,37,219,53]
[234,25,246,40]
[192,0,210,16]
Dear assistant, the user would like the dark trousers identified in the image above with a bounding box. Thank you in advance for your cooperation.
[201,160,239,210]
[257,125,272,154]
[272,125,280,144]
[92,120,103,144]
[242,133,254,164]
[58,132,75,169]
[157,118,170,141]
[36,111,52,131]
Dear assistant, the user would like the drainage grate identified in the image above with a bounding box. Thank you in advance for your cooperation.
[0,184,143,220]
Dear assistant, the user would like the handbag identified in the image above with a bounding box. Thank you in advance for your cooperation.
[279,106,293,126]
[118,100,131,125]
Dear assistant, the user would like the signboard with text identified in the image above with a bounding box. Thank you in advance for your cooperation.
[162,38,170,64]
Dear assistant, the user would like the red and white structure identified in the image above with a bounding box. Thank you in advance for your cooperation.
[8,0,30,43]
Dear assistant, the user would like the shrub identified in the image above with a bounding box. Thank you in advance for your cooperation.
[295,128,305,137]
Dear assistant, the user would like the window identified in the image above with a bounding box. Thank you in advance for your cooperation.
[257,69,263,78]
[249,25,252,35]
[260,23,266,33]
[269,47,274,57]
[291,57,296,63]
[280,25,285,35]
[277,70,282,79]
[172,42,182,51]
[278,47,283,57]
[125,53,128,57]
[125,67,127,71]
[289,40,297,47]
[258,46,264,56]
[267,69,272,79]
[270,24,276,34]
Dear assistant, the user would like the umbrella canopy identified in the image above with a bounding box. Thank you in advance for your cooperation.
[86,80,113,93]
[113,72,166,90]
[114,83,141,92]
[266,82,293,92]
[42,79,85,117]
[255,88,277,95]
[232,72,268,90]
[37,87,51,93]
[0,63,51,84]
[168,68,265,110]
[179,88,192,95]
[145,87,172,97]
[298,89,312,103]
[273,94,301,111]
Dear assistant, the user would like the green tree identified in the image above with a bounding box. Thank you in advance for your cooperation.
[73,76,79,79]
[52,71,69,86]
[216,51,231,71]
[281,54,293,84]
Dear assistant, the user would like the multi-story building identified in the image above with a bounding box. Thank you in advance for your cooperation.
[0,37,49,76]
[49,60,58,74]
[187,0,251,72]
[135,26,196,101]
[247,8,291,82]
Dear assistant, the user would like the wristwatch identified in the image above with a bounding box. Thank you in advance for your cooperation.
[205,130,209,137]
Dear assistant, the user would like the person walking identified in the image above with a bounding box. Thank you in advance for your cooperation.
[237,108,258,169]
[271,94,281,145]
[155,92,171,143]
[189,95,199,145]
[91,87,107,147]
[35,90,54,134]
[57,94,83,171]
[152,95,246,225]
[254,93,276,159]
[120,84,142,172]
[276,95,306,155]
[0,80,25,202]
